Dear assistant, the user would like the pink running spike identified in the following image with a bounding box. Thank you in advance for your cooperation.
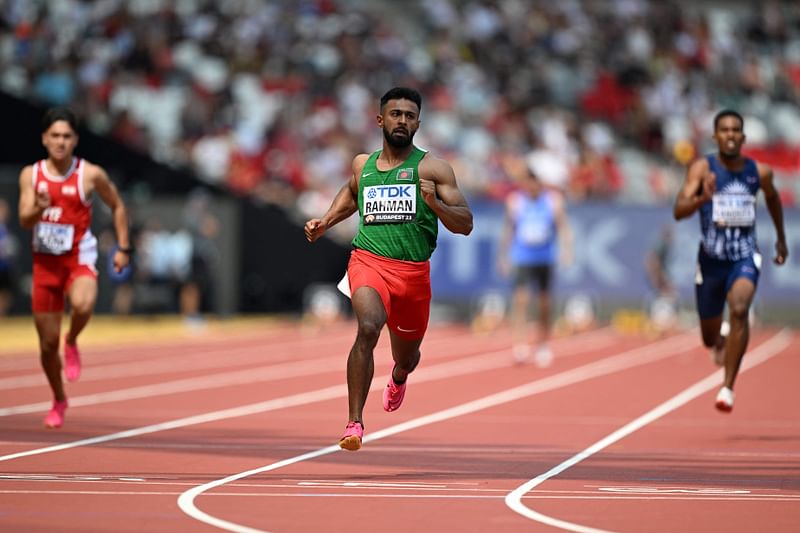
[43,399,68,429]
[382,367,407,412]
[339,421,364,451]
[64,341,81,382]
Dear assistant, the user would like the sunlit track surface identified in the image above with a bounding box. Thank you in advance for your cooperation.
[0,318,798,533]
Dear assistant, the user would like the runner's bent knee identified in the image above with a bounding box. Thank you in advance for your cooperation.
[356,317,383,343]
[728,301,749,321]
[39,337,59,355]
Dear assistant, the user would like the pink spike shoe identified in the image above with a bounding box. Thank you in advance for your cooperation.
[64,341,81,382]
[339,421,364,451]
[383,367,407,412]
[44,399,68,429]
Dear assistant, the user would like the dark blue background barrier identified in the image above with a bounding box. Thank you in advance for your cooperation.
[431,200,800,306]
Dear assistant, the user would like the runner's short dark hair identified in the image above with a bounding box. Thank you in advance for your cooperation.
[713,109,744,131]
[380,87,422,113]
[42,107,79,133]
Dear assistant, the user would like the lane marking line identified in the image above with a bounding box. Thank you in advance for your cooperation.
[0,326,471,394]
[0,332,356,390]
[176,332,700,532]
[0,358,345,417]
[4,478,800,500]
[3,489,800,502]
[0,328,629,462]
[0,338,502,415]
[504,328,793,533]
[0,327,609,415]
[0,323,516,391]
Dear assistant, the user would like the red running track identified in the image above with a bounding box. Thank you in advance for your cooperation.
[0,320,798,532]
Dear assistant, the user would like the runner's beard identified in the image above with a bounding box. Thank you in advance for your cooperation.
[719,146,740,159]
[384,127,414,148]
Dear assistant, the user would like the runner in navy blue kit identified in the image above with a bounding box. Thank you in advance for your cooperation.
[673,109,788,412]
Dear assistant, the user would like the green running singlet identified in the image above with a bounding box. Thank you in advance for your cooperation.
[351,147,438,262]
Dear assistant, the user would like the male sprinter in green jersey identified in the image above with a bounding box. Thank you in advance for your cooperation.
[304,87,474,451]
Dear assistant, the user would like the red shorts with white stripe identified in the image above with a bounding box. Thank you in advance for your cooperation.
[32,253,97,313]
[347,248,431,340]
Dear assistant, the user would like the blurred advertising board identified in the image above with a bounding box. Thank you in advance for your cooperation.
[431,200,800,307]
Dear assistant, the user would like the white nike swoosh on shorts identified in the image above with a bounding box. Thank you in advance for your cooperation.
[396,326,418,333]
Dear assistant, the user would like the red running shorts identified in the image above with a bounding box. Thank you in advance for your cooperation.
[32,253,97,313]
[347,248,431,340]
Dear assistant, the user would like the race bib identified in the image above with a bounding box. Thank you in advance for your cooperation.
[712,193,755,227]
[362,184,417,224]
[518,219,550,245]
[33,222,74,255]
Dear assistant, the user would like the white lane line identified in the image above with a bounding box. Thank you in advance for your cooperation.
[0,330,502,415]
[0,325,615,416]
[0,357,344,416]
[3,489,800,502]
[0,325,317,371]
[4,478,799,500]
[595,486,749,494]
[0,326,458,392]
[0,322,463,370]
[0,385,345,463]
[0,334,354,390]
[299,481,448,489]
[176,332,700,533]
[0,328,623,462]
[504,328,793,533]
[0,324,507,391]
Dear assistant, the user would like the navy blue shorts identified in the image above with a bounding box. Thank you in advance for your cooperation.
[513,264,552,292]
[694,247,760,319]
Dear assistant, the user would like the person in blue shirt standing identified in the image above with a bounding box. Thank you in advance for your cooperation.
[673,109,787,413]
[499,166,572,367]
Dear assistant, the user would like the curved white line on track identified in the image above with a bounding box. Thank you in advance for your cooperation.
[177,332,700,532]
[504,328,793,533]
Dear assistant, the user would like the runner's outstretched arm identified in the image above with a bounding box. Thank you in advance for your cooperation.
[757,163,788,265]
[304,154,365,242]
[674,158,713,220]
[18,166,47,229]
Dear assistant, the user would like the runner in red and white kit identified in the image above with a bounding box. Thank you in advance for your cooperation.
[18,107,131,428]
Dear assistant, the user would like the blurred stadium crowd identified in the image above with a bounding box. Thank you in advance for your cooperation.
[2,0,800,215]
